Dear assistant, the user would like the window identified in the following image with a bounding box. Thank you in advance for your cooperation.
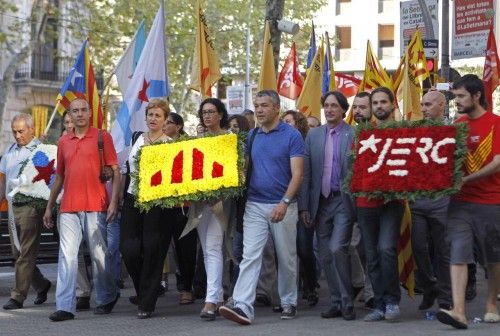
[336,0,352,15]
[378,24,395,59]
[336,26,351,49]
[378,0,394,14]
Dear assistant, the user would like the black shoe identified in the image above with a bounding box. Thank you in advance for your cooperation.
[94,293,119,315]
[129,296,139,305]
[272,305,283,313]
[137,310,153,319]
[321,306,342,318]
[281,305,297,320]
[342,306,356,321]
[419,289,438,310]
[34,282,51,305]
[307,291,319,306]
[364,298,375,309]
[49,310,75,322]
[158,282,166,297]
[219,305,251,325]
[255,294,271,307]
[76,297,90,311]
[465,283,476,301]
[3,298,23,310]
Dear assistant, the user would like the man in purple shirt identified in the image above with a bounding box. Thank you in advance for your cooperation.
[298,91,356,320]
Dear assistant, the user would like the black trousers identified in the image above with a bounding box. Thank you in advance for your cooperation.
[169,207,197,291]
[120,194,173,312]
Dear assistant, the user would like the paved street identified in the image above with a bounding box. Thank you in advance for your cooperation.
[0,263,498,336]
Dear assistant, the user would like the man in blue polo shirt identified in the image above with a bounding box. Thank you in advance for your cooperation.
[219,90,304,325]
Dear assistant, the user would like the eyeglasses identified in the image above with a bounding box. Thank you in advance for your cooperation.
[202,109,218,116]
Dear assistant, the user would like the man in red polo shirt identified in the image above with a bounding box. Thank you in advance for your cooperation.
[43,98,120,322]
[437,74,500,329]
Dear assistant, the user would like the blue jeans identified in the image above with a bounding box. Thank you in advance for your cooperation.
[357,201,403,311]
[233,201,298,320]
[56,212,118,314]
[100,213,121,287]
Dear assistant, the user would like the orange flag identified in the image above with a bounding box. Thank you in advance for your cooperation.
[258,21,277,91]
[190,0,221,97]
[277,42,303,100]
[483,26,500,109]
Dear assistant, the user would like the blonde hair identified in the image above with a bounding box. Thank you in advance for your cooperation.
[145,99,170,118]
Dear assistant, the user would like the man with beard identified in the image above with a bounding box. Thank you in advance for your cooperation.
[437,74,500,329]
[410,91,452,312]
[357,87,404,322]
[352,91,372,124]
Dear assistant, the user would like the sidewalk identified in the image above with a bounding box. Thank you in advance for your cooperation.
[0,263,497,336]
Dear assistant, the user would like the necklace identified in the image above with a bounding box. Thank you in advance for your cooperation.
[147,132,164,144]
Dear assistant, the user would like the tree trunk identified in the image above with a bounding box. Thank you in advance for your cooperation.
[0,1,47,132]
[265,0,285,76]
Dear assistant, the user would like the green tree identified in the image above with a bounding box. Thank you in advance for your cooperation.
[72,0,326,114]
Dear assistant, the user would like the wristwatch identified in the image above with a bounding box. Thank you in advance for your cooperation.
[281,197,291,205]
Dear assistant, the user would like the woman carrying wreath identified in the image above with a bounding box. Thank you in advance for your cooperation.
[184,98,233,321]
[119,99,174,319]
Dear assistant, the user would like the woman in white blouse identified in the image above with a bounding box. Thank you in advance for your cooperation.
[120,99,172,319]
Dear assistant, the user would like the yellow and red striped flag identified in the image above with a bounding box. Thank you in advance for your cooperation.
[56,39,103,128]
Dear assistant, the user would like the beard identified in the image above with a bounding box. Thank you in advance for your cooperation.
[457,103,475,115]
[374,108,393,121]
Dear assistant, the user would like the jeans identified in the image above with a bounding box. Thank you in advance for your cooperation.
[357,201,403,311]
[56,212,118,314]
[76,213,121,297]
[233,201,298,320]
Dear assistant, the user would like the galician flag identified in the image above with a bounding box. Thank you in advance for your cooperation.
[111,3,170,160]
[115,20,146,95]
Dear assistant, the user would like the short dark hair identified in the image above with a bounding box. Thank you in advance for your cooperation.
[320,91,349,112]
[228,114,250,132]
[255,90,280,106]
[198,97,229,129]
[370,87,395,104]
[453,74,487,109]
[354,91,370,100]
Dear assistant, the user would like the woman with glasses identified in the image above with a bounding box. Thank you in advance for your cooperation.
[185,98,232,321]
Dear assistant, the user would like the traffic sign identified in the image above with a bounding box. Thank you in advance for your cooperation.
[422,39,438,58]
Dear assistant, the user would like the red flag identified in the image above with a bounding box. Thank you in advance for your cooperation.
[277,42,303,100]
[335,73,362,98]
[483,26,500,109]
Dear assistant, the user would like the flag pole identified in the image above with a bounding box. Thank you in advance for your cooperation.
[44,103,60,135]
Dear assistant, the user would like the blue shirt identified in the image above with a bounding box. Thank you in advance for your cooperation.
[246,122,305,203]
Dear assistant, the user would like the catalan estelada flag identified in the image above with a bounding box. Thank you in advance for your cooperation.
[56,40,103,128]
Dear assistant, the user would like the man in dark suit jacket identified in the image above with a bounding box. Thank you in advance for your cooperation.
[298,91,356,320]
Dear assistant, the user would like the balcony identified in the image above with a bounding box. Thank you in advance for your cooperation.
[14,53,71,84]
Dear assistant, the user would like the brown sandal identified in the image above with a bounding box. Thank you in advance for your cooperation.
[179,291,194,305]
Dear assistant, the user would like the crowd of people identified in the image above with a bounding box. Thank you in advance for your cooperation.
[0,73,499,330]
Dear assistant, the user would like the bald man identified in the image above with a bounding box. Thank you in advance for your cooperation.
[421,90,446,121]
[410,90,452,312]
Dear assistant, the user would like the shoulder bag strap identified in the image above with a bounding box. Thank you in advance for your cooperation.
[245,127,259,188]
